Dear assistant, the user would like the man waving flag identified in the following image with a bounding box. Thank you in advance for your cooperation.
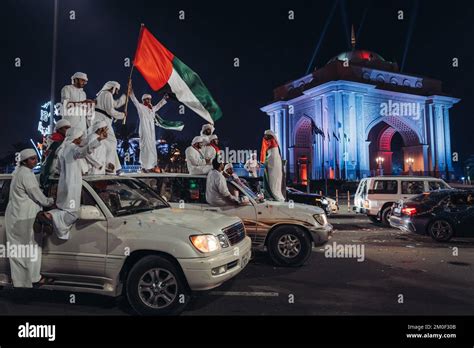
[133,26,222,124]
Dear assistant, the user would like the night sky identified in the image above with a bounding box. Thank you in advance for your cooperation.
[3,0,473,166]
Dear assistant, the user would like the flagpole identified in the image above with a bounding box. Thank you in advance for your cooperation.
[123,23,145,125]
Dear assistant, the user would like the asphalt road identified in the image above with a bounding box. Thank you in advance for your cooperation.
[1,213,473,316]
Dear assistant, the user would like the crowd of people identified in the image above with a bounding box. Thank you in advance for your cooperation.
[6,71,286,289]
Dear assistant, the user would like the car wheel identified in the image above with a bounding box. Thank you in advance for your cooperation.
[267,226,312,267]
[126,255,190,316]
[429,220,454,242]
[381,206,393,226]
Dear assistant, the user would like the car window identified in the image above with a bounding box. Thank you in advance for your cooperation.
[0,179,11,215]
[401,181,424,195]
[372,180,397,194]
[181,177,207,204]
[89,179,168,217]
[48,182,99,207]
[428,181,449,191]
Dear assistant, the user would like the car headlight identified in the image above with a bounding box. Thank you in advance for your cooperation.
[313,213,327,226]
[190,235,220,253]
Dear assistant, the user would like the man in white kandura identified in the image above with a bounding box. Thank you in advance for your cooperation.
[129,84,168,172]
[185,136,212,175]
[95,81,126,174]
[5,149,54,288]
[200,124,215,144]
[60,72,94,133]
[261,129,285,202]
[46,127,107,240]
[85,120,108,175]
[206,158,241,207]
[244,152,260,178]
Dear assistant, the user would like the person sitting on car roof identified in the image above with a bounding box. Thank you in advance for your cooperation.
[206,158,241,207]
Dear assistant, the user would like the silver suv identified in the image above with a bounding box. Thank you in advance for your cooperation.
[0,175,251,315]
[353,176,451,225]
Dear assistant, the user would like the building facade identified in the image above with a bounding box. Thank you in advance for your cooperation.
[261,50,460,182]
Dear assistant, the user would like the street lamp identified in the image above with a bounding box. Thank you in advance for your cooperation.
[406,157,414,176]
[376,156,384,176]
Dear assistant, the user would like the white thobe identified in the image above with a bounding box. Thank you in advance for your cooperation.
[49,137,101,240]
[61,85,88,133]
[206,169,238,206]
[265,147,285,201]
[203,145,217,162]
[130,92,167,169]
[185,146,212,175]
[244,158,259,177]
[94,91,126,172]
[85,132,106,175]
[5,166,54,288]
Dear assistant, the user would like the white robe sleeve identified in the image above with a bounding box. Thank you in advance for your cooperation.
[103,93,125,120]
[130,91,140,109]
[61,86,71,104]
[73,138,101,160]
[114,94,127,109]
[217,174,233,199]
[23,172,54,207]
[152,98,167,113]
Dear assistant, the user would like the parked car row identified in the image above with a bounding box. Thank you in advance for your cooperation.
[353,175,474,242]
[353,176,451,225]
[0,173,333,316]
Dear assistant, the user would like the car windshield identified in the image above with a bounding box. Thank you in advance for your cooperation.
[233,181,263,202]
[88,179,169,217]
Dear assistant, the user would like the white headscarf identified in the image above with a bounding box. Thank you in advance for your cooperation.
[192,136,205,145]
[201,124,215,134]
[71,72,88,84]
[97,81,120,96]
[64,127,84,143]
[224,163,233,172]
[264,129,277,139]
[19,149,37,161]
[54,119,71,131]
[208,134,218,142]
[141,94,152,101]
[90,120,108,134]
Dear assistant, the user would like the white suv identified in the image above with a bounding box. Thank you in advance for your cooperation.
[129,173,333,267]
[0,175,251,315]
[353,176,451,225]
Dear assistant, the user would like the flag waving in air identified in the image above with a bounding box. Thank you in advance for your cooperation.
[133,26,222,124]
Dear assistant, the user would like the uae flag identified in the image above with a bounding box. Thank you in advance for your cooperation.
[134,27,222,124]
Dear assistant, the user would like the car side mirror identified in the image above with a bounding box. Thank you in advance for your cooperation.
[79,205,105,221]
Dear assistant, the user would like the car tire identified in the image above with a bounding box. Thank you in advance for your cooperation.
[267,226,312,267]
[126,255,190,316]
[381,206,393,226]
[428,219,454,242]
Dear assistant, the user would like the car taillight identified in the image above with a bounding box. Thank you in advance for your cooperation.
[401,207,417,216]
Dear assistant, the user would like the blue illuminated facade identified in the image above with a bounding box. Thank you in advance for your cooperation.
[261,50,460,181]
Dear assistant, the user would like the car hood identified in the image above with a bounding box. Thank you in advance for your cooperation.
[132,208,241,235]
[258,201,326,225]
